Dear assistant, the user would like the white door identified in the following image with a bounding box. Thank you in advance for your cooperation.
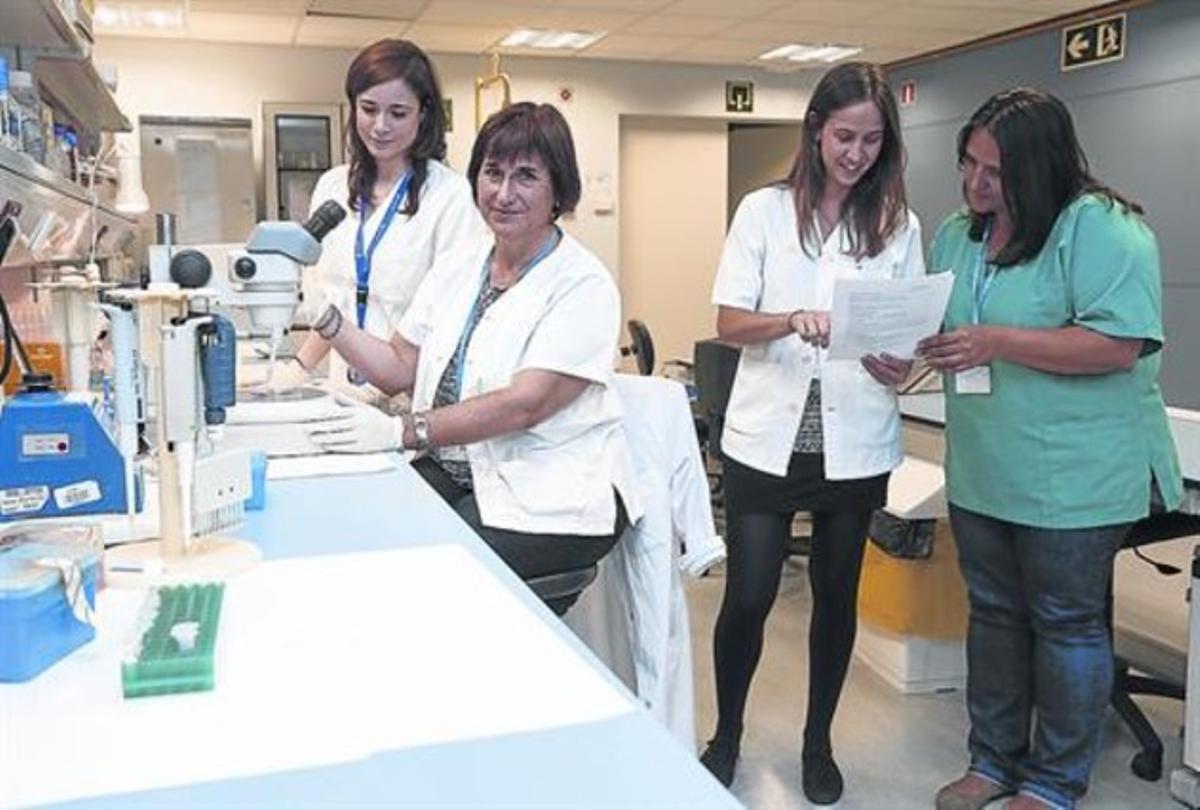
[618,117,727,373]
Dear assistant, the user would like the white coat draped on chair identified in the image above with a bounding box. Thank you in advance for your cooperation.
[566,373,725,749]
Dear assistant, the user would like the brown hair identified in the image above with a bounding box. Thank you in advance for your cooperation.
[344,39,447,216]
[467,102,581,220]
[784,61,908,259]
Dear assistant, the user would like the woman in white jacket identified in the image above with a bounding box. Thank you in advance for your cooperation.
[701,63,925,804]
[268,38,481,395]
[305,103,639,616]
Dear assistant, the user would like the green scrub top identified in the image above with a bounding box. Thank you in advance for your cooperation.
[930,194,1182,529]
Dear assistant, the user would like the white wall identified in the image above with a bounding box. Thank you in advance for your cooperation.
[94,36,816,278]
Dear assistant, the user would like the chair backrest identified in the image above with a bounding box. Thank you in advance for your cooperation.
[692,338,739,421]
[625,319,655,376]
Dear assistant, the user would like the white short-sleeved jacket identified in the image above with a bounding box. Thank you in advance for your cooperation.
[398,232,643,536]
[711,185,926,479]
[300,159,484,387]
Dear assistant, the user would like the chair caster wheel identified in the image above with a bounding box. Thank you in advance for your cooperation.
[1132,750,1162,782]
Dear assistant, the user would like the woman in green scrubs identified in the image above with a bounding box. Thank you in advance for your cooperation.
[919,88,1181,810]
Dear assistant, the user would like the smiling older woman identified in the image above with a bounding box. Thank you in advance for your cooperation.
[306,102,641,615]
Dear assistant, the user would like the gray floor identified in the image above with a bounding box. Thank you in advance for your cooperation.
[686,556,1184,809]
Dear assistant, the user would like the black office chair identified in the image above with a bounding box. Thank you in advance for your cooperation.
[692,338,739,468]
[1109,510,1200,781]
[527,565,599,617]
[620,319,655,376]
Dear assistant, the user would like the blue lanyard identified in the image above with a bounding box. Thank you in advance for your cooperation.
[353,170,413,329]
[451,229,562,400]
[971,227,998,325]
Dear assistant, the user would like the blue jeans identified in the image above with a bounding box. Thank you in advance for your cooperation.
[949,505,1129,809]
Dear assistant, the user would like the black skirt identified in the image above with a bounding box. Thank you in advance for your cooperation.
[723,452,889,516]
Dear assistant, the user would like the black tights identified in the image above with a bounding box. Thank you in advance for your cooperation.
[711,507,872,753]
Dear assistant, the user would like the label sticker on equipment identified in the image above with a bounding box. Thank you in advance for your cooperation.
[22,432,71,456]
[0,486,50,515]
[54,480,102,510]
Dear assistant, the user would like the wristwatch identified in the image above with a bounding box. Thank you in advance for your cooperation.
[410,411,431,453]
[314,305,344,340]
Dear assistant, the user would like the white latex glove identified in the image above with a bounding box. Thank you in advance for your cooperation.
[257,358,311,393]
[306,393,404,453]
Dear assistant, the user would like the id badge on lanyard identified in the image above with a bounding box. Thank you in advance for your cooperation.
[956,231,996,396]
[347,171,412,386]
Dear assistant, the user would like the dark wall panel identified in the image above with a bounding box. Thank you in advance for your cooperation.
[891,0,1200,407]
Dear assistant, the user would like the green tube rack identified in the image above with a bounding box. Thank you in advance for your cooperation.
[121,583,224,699]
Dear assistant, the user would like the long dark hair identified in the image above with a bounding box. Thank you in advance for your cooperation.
[957,87,1141,266]
[345,39,447,216]
[785,62,907,259]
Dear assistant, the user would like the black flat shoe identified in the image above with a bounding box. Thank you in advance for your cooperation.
[699,737,739,787]
[802,750,844,806]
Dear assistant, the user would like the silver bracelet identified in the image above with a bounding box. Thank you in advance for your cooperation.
[314,305,343,341]
[411,411,431,452]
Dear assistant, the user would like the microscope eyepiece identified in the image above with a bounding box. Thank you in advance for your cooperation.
[302,201,347,243]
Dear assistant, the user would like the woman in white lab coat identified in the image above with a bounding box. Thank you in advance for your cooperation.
[701,62,925,804]
[268,38,481,396]
[303,103,640,616]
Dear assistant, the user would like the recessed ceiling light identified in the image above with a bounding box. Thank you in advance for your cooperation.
[759,43,863,63]
[95,3,185,31]
[500,28,606,50]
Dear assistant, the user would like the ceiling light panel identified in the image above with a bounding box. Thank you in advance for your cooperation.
[759,43,864,63]
[500,28,606,49]
[95,2,185,31]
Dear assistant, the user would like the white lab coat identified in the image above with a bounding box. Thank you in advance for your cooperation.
[397,232,642,536]
[301,159,484,390]
[568,374,725,749]
[712,186,925,478]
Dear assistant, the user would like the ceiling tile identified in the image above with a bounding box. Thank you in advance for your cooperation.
[621,14,731,37]
[660,0,792,18]
[580,33,687,58]
[519,0,674,10]
[189,0,306,12]
[668,37,772,60]
[418,1,637,30]
[307,0,427,20]
[714,20,844,43]
[1011,0,1112,14]
[849,24,975,51]
[761,1,901,25]
[402,22,511,52]
[187,11,296,44]
[295,15,410,47]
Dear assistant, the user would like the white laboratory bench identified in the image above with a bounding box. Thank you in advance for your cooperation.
[0,461,737,808]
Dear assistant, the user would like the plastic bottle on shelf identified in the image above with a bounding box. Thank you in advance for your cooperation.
[50,124,79,181]
[9,72,45,164]
[0,55,17,152]
[64,127,80,182]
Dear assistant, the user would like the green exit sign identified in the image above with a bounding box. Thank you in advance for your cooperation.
[726,81,754,114]
[1061,13,1126,71]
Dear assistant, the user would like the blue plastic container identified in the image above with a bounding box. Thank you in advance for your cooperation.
[0,542,99,682]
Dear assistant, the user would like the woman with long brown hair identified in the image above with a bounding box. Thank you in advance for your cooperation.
[700,62,924,805]
[265,38,481,401]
